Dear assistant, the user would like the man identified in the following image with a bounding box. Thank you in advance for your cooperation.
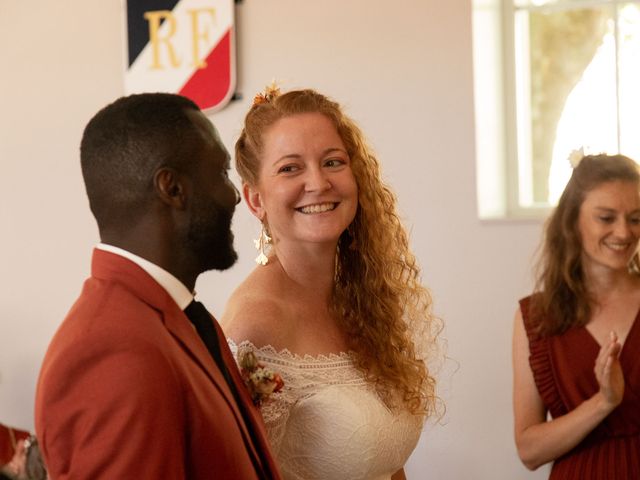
[35,94,281,479]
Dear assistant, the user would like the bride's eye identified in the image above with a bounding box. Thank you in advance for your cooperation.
[278,164,299,174]
[324,158,347,168]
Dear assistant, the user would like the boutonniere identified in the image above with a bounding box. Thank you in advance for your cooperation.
[238,350,284,406]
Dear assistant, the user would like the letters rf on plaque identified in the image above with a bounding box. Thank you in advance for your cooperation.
[123,0,236,113]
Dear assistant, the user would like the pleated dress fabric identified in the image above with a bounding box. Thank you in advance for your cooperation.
[520,296,640,479]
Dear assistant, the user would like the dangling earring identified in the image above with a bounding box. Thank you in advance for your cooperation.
[253,223,271,265]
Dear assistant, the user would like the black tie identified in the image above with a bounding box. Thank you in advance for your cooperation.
[184,300,234,387]
[184,301,270,478]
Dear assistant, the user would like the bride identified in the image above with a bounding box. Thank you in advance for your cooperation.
[222,87,440,480]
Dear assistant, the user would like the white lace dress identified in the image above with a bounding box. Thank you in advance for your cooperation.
[228,339,424,480]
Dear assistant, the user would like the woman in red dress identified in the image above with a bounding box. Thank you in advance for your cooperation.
[513,153,640,479]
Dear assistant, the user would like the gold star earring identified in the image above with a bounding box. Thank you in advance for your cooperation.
[254,223,271,265]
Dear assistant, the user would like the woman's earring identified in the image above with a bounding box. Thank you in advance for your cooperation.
[254,224,271,265]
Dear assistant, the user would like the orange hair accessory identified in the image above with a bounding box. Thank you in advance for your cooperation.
[252,81,281,106]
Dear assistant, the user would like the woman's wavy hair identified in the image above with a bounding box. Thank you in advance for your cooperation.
[235,88,441,416]
[530,153,640,336]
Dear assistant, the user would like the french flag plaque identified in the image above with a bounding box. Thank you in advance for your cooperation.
[124,0,236,112]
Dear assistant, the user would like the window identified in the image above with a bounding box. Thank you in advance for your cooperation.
[474,0,640,218]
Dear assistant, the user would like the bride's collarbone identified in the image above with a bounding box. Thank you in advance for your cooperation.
[234,279,349,355]
[259,304,347,356]
[286,315,350,356]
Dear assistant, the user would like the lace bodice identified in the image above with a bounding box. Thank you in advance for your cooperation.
[228,339,424,480]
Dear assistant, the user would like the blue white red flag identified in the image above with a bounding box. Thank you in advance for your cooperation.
[124,0,235,112]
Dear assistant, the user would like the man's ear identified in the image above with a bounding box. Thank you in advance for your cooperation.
[154,167,187,209]
[243,183,265,220]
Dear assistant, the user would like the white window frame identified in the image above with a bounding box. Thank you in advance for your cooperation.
[473,0,640,219]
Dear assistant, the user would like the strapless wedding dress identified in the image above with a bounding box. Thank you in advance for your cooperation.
[228,339,423,480]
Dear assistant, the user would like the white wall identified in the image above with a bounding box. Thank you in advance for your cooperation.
[0,1,549,478]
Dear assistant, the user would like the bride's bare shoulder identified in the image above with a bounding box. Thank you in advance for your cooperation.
[221,268,293,349]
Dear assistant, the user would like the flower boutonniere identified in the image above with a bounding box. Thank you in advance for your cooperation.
[238,350,284,406]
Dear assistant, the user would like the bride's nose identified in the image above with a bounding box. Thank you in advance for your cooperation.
[304,167,331,192]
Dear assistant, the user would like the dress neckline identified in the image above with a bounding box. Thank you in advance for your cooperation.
[227,338,355,364]
[581,306,640,361]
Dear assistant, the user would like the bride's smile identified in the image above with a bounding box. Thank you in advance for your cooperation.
[244,112,358,248]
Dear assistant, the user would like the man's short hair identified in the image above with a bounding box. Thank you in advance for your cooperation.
[80,93,201,230]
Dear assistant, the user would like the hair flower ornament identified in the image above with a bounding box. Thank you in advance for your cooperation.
[253,81,281,106]
[238,349,284,406]
[568,147,586,169]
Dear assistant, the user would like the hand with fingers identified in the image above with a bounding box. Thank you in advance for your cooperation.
[593,331,625,412]
[2,438,27,479]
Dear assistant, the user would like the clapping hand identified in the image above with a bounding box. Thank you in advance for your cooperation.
[2,438,27,479]
[594,331,625,411]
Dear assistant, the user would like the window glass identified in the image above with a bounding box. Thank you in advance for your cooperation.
[514,0,591,7]
[513,1,640,207]
[618,3,640,161]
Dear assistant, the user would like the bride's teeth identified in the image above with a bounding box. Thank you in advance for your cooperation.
[299,203,336,214]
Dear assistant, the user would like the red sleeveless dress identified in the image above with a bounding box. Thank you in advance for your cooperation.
[520,296,640,479]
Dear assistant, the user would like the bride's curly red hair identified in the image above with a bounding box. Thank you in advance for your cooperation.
[235,88,441,416]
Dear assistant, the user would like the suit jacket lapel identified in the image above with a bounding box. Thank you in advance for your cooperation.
[91,249,273,477]
[217,321,281,478]
[163,307,267,474]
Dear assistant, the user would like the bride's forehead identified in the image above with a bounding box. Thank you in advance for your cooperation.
[261,115,344,157]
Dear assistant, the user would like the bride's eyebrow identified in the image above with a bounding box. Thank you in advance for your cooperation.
[323,148,348,156]
[273,154,302,167]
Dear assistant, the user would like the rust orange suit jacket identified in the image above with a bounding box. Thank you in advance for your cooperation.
[35,249,281,479]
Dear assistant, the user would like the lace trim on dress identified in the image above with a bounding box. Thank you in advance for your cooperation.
[227,339,368,387]
[227,338,372,453]
[230,339,354,362]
